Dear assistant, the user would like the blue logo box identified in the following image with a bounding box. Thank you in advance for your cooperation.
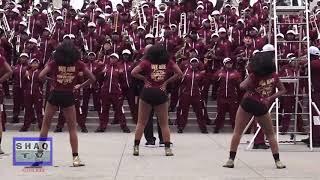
[13,137,53,166]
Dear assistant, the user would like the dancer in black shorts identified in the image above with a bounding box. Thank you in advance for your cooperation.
[38,41,96,167]
[0,55,13,155]
[131,45,182,156]
[223,48,287,169]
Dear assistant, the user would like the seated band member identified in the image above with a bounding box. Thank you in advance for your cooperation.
[131,44,183,156]
[37,41,96,167]
[223,46,287,169]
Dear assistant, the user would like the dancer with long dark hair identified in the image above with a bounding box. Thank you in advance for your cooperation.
[131,44,183,156]
[0,55,13,154]
[38,41,96,166]
[223,48,287,169]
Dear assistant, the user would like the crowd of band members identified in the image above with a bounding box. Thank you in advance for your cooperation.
[0,0,319,147]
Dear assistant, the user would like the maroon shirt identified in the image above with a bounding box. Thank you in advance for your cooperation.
[139,59,175,88]
[244,73,279,102]
[47,60,86,92]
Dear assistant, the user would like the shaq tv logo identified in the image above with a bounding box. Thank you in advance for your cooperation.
[13,137,53,166]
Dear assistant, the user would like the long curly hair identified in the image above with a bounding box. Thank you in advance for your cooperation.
[250,51,276,77]
[144,44,170,65]
[53,41,80,66]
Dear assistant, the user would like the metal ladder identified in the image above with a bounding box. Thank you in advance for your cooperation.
[243,0,316,150]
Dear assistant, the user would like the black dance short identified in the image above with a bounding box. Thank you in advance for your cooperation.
[240,97,268,117]
[140,88,168,106]
[47,90,75,108]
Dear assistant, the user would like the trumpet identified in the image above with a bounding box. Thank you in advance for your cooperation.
[178,13,187,37]
[80,31,89,52]
[208,14,218,33]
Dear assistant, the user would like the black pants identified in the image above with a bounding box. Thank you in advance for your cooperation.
[144,110,163,143]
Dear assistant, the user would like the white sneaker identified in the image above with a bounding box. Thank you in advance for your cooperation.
[73,156,85,167]
[275,160,286,169]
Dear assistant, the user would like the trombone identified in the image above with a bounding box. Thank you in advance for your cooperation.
[0,12,11,38]
[151,14,159,37]
[178,13,186,37]
[80,31,89,52]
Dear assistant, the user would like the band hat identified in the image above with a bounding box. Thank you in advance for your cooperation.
[211,33,219,38]
[262,44,275,52]
[116,3,124,6]
[158,13,165,18]
[28,38,38,44]
[286,30,296,34]
[69,34,75,39]
[145,33,154,39]
[170,24,177,28]
[56,16,63,20]
[12,8,20,14]
[252,50,260,55]
[20,53,29,58]
[237,19,245,24]
[35,2,42,8]
[197,1,204,4]
[122,49,131,55]
[251,27,259,32]
[218,27,226,33]
[16,4,22,9]
[202,19,209,24]
[310,46,320,56]
[225,4,231,7]
[44,27,51,32]
[33,8,40,12]
[130,21,137,26]
[98,14,105,19]
[105,5,111,9]
[88,52,96,56]
[223,57,232,64]
[137,26,146,30]
[54,10,62,14]
[95,8,103,13]
[286,53,295,58]
[19,21,27,27]
[197,5,204,9]
[263,5,268,9]
[30,58,40,64]
[190,57,199,63]
[88,22,96,27]
[110,53,119,59]
[63,34,70,39]
[276,33,284,38]
[211,10,220,15]
[142,4,149,8]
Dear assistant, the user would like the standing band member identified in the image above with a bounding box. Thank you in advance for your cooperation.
[37,41,96,167]
[0,55,13,154]
[131,45,183,156]
[223,49,287,169]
